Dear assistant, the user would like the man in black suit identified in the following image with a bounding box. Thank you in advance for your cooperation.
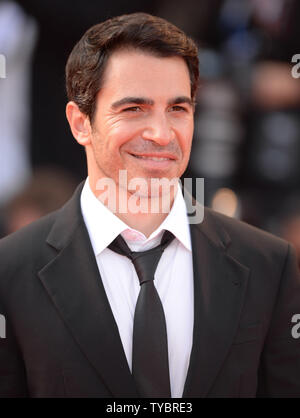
[0,13,300,398]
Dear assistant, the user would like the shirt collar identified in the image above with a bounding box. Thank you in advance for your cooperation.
[80,177,192,255]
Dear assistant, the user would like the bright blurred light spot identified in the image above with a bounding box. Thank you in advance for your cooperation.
[252,62,300,109]
[212,188,239,218]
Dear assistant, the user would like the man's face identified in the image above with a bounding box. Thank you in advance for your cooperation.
[89,48,194,196]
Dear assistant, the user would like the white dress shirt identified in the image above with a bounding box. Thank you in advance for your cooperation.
[80,178,194,398]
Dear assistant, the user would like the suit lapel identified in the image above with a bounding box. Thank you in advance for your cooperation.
[38,183,138,398]
[182,197,250,397]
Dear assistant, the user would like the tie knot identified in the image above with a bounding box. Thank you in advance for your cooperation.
[131,246,165,285]
[108,230,175,285]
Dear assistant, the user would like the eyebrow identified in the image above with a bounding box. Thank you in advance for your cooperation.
[111,97,154,109]
[111,96,194,109]
[168,96,193,107]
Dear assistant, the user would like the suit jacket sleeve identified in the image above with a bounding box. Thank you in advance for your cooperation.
[257,243,300,397]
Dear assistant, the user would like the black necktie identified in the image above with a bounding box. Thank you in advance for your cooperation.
[108,230,175,397]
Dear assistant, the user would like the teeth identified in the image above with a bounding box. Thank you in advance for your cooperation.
[134,155,170,161]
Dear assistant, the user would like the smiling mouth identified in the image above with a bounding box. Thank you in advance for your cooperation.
[133,155,170,161]
[129,153,175,162]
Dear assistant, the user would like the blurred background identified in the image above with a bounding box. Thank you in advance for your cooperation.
[0,0,300,264]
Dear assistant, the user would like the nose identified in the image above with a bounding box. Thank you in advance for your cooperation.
[142,112,175,145]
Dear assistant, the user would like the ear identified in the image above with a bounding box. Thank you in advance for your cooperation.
[66,101,91,146]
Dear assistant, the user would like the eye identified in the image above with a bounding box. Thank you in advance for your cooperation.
[170,105,187,112]
[122,106,142,112]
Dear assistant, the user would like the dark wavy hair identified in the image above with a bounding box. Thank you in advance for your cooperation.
[65,13,199,123]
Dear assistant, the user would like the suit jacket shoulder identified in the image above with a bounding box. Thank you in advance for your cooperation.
[198,206,290,273]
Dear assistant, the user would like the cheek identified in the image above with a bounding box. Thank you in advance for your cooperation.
[176,120,194,154]
[105,122,138,152]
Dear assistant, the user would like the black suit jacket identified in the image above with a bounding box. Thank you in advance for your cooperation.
[0,182,300,397]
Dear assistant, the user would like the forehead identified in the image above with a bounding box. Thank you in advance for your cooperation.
[99,49,191,101]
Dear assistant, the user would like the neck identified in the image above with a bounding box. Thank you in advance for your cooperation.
[116,208,171,238]
[89,177,177,238]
